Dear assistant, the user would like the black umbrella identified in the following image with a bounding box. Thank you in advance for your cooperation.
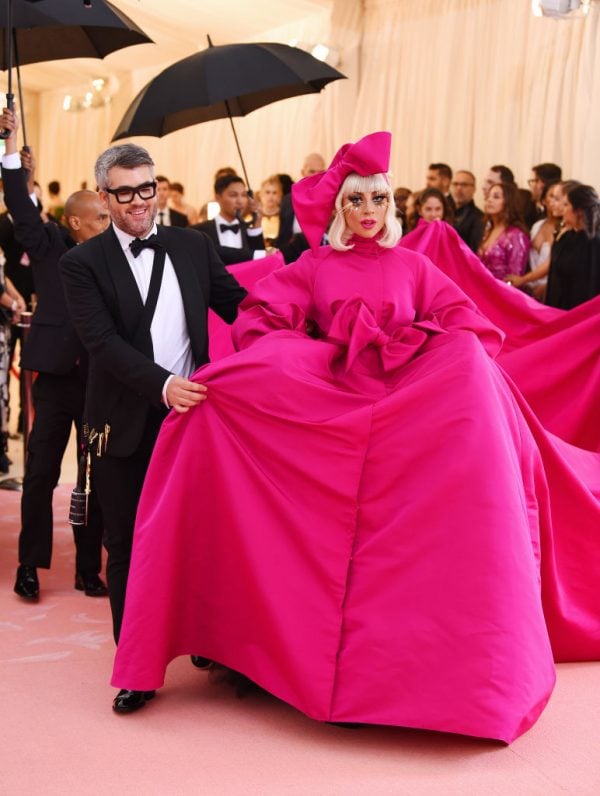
[1,0,151,65]
[0,0,152,142]
[112,38,345,190]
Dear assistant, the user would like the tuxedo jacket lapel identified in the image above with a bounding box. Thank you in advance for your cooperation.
[240,225,252,250]
[101,226,145,343]
[157,227,207,365]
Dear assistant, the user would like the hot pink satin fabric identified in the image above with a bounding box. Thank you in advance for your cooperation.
[401,220,600,452]
[110,234,600,742]
[208,254,285,360]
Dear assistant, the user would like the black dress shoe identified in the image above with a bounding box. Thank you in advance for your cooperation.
[112,689,156,713]
[14,565,39,600]
[191,655,212,669]
[75,572,108,597]
[326,722,365,729]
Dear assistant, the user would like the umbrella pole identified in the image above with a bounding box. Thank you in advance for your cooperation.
[207,38,252,194]
[0,0,14,140]
[224,99,252,194]
[12,29,27,148]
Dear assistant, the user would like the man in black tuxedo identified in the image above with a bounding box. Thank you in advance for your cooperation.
[1,108,107,602]
[155,175,188,227]
[193,174,265,264]
[59,142,247,713]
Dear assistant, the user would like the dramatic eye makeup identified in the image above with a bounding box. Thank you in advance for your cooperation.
[344,192,389,210]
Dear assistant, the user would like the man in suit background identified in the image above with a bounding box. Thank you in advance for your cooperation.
[59,142,247,713]
[0,107,107,601]
[426,162,456,213]
[275,152,325,263]
[193,174,266,264]
[450,170,485,252]
[155,175,188,227]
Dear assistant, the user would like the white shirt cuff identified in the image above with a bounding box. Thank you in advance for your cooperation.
[162,374,175,407]
[2,152,21,170]
[246,226,263,237]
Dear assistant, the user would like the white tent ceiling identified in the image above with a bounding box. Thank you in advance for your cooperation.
[7,0,334,93]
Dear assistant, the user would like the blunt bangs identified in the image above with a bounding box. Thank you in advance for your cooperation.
[329,172,402,251]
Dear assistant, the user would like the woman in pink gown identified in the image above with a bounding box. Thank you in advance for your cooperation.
[112,133,599,743]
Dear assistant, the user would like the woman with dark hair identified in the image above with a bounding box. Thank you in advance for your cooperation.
[393,185,411,228]
[545,183,600,309]
[478,181,530,280]
[415,187,454,225]
[277,173,294,196]
[505,181,564,299]
[403,189,420,231]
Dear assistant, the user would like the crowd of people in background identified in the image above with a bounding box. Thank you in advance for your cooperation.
[398,160,599,310]
[4,152,597,310]
[1,148,599,484]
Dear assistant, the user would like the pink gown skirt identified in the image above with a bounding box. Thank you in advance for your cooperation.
[112,303,565,742]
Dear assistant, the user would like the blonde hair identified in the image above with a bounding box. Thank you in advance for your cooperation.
[328,173,402,251]
[260,174,283,193]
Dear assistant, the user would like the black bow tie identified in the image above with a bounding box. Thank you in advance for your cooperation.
[220,222,240,234]
[129,235,162,257]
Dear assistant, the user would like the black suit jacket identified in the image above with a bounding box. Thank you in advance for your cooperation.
[2,166,83,373]
[454,200,485,252]
[158,207,188,228]
[0,210,35,305]
[59,225,246,457]
[274,193,310,264]
[193,218,265,265]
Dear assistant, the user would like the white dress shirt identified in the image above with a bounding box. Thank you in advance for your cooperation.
[113,223,193,404]
[214,213,265,259]
[156,208,171,226]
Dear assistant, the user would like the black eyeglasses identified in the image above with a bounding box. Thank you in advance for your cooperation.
[105,181,157,204]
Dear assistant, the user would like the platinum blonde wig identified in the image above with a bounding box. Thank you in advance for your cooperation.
[328,173,402,251]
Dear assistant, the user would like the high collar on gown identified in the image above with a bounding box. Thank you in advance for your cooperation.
[345,233,386,256]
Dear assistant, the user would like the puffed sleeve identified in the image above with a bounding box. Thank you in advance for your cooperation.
[231,250,317,351]
[412,252,505,358]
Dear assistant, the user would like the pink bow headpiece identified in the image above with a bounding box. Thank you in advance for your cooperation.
[291,131,392,252]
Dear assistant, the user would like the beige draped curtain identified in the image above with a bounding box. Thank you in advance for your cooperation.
[33,8,336,206]
[6,0,599,209]
[351,0,600,196]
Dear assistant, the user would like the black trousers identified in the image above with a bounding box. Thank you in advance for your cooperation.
[92,407,166,643]
[18,368,103,575]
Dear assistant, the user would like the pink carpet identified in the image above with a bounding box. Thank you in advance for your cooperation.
[1,485,599,794]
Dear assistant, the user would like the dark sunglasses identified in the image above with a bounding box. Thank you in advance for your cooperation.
[105,181,157,204]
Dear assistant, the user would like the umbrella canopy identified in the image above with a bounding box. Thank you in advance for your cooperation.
[113,41,345,139]
[112,41,345,189]
[0,0,152,144]
[0,0,152,68]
